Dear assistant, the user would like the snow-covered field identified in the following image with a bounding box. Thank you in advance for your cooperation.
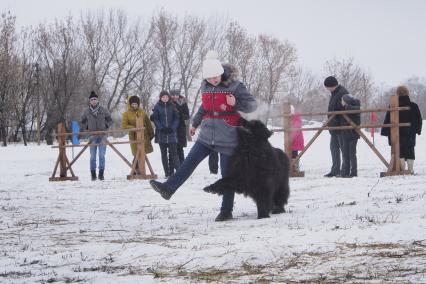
[1,126,425,283]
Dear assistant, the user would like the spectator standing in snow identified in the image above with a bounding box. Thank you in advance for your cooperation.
[169,89,190,165]
[149,50,257,222]
[80,91,113,181]
[290,105,304,171]
[340,94,361,177]
[121,95,154,173]
[323,76,348,177]
[151,91,181,178]
[381,86,422,174]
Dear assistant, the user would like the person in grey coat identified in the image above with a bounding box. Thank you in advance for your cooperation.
[80,91,113,180]
[149,50,257,222]
[323,76,349,177]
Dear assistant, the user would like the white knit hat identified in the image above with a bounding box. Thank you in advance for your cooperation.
[202,50,224,79]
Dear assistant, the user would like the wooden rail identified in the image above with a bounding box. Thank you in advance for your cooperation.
[49,117,156,181]
[279,95,410,177]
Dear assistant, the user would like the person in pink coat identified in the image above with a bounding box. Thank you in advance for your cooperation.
[290,105,304,170]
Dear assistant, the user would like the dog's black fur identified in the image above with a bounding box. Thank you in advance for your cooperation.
[203,119,290,219]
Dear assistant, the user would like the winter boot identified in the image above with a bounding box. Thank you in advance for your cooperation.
[407,159,414,174]
[399,158,406,171]
[215,211,233,222]
[91,170,97,181]
[149,180,173,200]
[98,169,104,181]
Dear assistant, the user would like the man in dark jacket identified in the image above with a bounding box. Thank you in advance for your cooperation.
[340,94,361,177]
[80,91,113,180]
[323,76,349,177]
[381,85,422,173]
[149,50,257,222]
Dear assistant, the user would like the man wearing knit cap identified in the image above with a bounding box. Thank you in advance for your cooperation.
[323,76,349,177]
[80,91,113,180]
[149,50,257,222]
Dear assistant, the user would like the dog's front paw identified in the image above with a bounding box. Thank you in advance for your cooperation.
[203,185,214,193]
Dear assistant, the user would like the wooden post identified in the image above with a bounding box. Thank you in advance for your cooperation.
[127,117,157,180]
[381,95,409,177]
[49,123,78,181]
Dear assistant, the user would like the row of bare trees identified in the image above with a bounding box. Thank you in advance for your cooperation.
[1,9,424,146]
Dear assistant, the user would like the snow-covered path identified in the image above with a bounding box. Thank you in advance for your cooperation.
[1,129,425,283]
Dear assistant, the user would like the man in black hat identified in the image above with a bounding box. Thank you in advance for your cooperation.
[323,76,349,177]
[80,91,113,180]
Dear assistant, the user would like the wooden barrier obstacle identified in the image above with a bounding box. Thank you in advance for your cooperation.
[49,117,157,181]
[277,95,410,178]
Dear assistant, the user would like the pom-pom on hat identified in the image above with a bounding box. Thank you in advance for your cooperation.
[202,50,224,79]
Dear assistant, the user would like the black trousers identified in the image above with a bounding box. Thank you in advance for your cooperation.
[159,143,180,177]
[400,137,415,160]
[329,133,343,175]
[341,138,358,176]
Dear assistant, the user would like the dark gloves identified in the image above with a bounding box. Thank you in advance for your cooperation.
[160,127,173,134]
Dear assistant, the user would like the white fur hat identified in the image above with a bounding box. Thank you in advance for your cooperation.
[202,50,224,79]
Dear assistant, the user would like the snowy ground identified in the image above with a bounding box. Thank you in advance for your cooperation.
[0,125,425,283]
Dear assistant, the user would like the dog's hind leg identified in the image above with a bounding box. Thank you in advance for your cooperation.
[272,180,290,214]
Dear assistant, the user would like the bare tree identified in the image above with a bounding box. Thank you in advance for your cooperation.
[80,10,114,95]
[286,65,317,109]
[104,10,152,112]
[36,17,86,144]
[10,27,39,145]
[257,34,297,118]
[324,57,375,107]
[173,15,205,101]
[152,11,177,91]
[0,12,17,146]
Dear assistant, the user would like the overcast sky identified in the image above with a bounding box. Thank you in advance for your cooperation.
[3,0,426,87]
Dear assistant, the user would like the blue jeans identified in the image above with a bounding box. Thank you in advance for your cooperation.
[164,141,235,213]
[89,136,107,171]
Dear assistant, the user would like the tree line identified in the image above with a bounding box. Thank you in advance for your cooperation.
[1,10,425,146]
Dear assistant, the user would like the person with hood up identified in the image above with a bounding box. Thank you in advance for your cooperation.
[169,89,190,164]
[121,95,154,172]
[323,76,349,177]
[290,105,304,171]
[149,50,257,222]
[80,91,113,181]
[340,94,361,177]
[381,86,422,174]
[151,91,181,177]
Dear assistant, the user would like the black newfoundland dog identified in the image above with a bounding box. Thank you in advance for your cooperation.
[204,119,290,219]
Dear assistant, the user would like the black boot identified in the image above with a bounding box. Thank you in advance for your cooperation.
[98,169,104,181]
[149,180,173,200]
[91,170,97,181]
[215,212,233,222]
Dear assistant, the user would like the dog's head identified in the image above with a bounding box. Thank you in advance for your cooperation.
[237,118,273,143]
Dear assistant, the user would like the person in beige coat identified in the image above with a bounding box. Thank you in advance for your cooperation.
[122,96,154,162]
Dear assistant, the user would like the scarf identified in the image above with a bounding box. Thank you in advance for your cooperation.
[90,103,100,117]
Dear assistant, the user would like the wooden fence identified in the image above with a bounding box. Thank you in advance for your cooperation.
[276,95,410,177]
[49,117,156,181]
